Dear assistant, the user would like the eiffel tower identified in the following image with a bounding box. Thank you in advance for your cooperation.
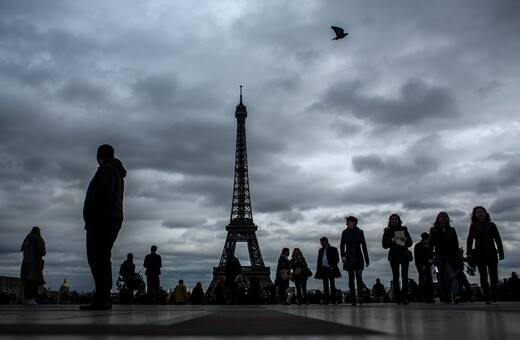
[209,86,272,292]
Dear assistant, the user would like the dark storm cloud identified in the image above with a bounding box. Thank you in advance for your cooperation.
[351,135,441,180]
[315,78,459,127]
[496,159,520,189]
[402,200,445,211]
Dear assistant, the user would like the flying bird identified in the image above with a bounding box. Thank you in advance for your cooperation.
[331,26,348,41]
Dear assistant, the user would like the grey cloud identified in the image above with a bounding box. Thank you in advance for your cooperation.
[279,210,305,224]
[351,151,438,180]
[496,160,520,189]
[489,195,520,217]
[402,200,445,211]
[57,77,110,108]
[317,78,459,127]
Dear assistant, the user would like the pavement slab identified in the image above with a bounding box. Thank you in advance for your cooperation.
[0,302,519,339]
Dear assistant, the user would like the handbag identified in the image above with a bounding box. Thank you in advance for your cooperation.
[280,268,293,280]
[406,249,414,262]
[305,267,312,277]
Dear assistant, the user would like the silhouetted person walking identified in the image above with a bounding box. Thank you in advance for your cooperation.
[118,253,135,304]
[315,237,341,305]
[382,214,413,304]
[224,248,242,304]
[144,245,162,304]
[372,278,386,303]
[20,226,46,306]
[172,279,188,304]
[429,212,462,304]
[340,216,370,306]
[466,206,504,304]
[275,247,291,305]
[414,232,434,303]
[81,144,126,311]
[190,282,205,304]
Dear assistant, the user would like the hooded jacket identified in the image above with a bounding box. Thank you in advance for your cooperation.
[83,158,127,227]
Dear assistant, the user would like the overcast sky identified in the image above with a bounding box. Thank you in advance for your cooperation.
[1,0,519,294]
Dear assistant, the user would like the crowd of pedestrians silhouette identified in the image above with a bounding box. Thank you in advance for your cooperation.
[11,144,517,307]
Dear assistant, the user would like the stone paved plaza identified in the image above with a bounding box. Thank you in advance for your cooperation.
[0,302,519,339]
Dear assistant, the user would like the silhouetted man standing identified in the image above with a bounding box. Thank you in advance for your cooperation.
[81,144,126,310]
[144,245,162,304]
[315,237,341,305]
[414,232,434,303]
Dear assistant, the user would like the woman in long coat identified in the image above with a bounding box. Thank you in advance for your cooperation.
[290,248,310,305]
[466,206,504,304]
[382,214,413,304]
[340,216,369,305]
[275,247,291,305]
[20,226,46,305]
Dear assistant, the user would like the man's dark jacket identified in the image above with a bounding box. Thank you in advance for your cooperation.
[144,253,162,276]
[83,158,126,228]
[314,245,341,279]
[414,241,429,272]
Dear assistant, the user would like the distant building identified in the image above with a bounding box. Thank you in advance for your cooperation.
[0,276,23,300]
[59,277,70,293]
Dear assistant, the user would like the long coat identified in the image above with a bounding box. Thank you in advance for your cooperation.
[290,255,309,281]
[275,255,291,285]
[382,225,413,263]
[428,224,462,269]
[466,221,504,265]
[20,233,46,284]
[314,246,341,279]
[340,227,369,270]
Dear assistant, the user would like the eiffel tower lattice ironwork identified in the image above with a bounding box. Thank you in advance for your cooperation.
[208,86,272,293]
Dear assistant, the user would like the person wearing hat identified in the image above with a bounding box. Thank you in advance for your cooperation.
[414,232,434,303]
[340,216,369,305]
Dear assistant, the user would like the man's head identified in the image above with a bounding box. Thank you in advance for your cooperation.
[151,245,158,253]
[127,253,133,260]
[320,236,329,247]
[97,144,115,164]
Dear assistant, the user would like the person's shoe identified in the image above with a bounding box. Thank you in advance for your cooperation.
[454,296,461,304]
[23,299,37,306]
[79,303,112,311]
[485,300,492,305]
[402,300,409,305]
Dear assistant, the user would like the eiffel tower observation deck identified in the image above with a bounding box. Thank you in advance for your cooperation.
[208,87,272,294]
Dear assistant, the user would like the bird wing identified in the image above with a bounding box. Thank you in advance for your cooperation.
[331,26,344,37]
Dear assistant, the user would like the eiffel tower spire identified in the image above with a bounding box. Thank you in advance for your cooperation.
[208,87,272,297]
[230,85,253,226]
